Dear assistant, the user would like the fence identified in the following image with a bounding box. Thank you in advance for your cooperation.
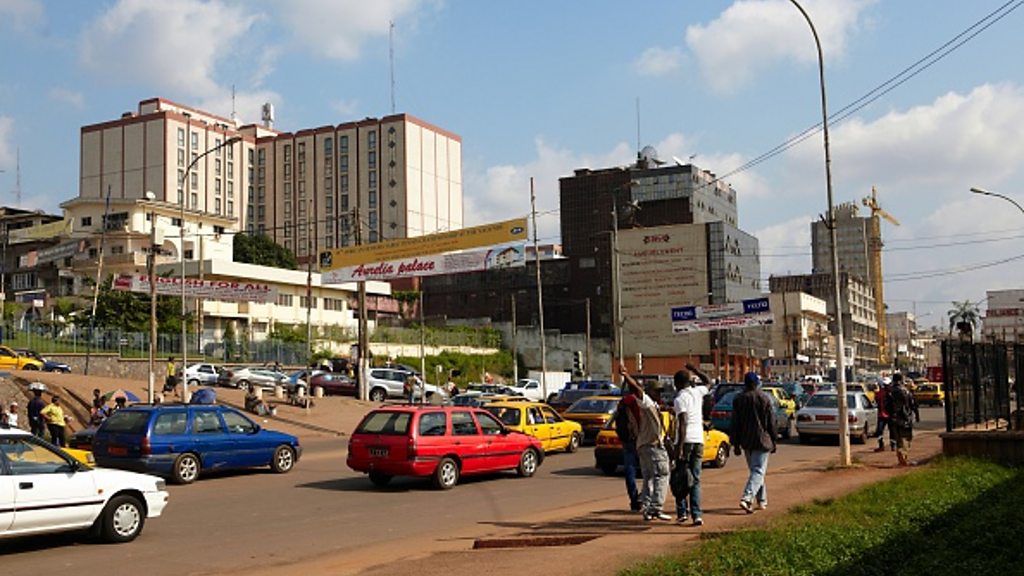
[942,341,1022,432]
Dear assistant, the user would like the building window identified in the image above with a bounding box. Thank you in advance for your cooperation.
[276,294,293,307]
[81,216,93,227]
[257,206,265,219]
[258,186,265,202]
[227,181,233,198]
[340,155,348,171]
[368,150,376,169]
[340,195,349,212]
[191,132,198,150]
[191,172,198,190]
[177,148,185,167]
[284,182,292,198]
[215,198,222,214]
[190,193,198,208]
[215,180,221,195]
[368,212,377,228]
[284,240,291,251]
[177,128,185,147]
[284,203,291,218]
[340,174,348,192]
[324,177,332,191]
[326,236,334,249]
[368,191,377,210]
[257,166,265,183]
[184,249,194,259]
[325,195,333,211]
[368,171,377,189]
[226,145,233,160]
[324,137,333,155]
[257,224,266,235]
[284,222,292,238]
[369,231,378,242]
[172,217,182,227]
[214,225,225,235]
[111,245,124,255]
[340,135,348,152]
[227,161,233,178]
[248,148,255,164]
[284,163,291,178]
[284,144,291,162]
[368,130,376,147]
[258,148,265,165]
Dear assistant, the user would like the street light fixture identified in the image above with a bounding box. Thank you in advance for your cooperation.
[789,0,852,466]
[970,187,1024,216]
[178,133,242,401]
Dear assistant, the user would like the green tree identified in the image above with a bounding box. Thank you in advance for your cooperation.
[948,300,980,341]
[223,322,238,361]
[233,233,298,270]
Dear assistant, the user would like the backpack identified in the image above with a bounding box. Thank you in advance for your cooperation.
[887,386,915,427]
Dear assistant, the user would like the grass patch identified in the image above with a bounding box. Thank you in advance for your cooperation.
[621,457,1024,576]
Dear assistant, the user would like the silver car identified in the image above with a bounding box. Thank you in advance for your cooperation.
[796,391,878,444]
[183,363,222,387]
[217,367,290,391]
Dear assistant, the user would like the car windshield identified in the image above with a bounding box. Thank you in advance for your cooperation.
[919,384,939,392]
[484,406,521,426]
[565,398,618,414]
[356,411,411,435]
[805,394,858,409]
[100,410,151,434]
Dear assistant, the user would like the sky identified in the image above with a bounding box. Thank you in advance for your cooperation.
[1,0,1023,330]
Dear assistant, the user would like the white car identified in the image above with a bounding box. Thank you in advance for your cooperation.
[366,368,449,403]
[508,379,546,401]
[795,392,878,444]
[0,428,169,543]
[183,363,222,387]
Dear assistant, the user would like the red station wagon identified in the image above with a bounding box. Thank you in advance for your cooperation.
[346,405,544,490]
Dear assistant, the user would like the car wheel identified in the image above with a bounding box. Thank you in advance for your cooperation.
[98,494,146,543]
[172,453,201,484]
[856,424,869,444]
[23,364,39,370]
[567,432,581,454]
[368,471,392,487]
[517,448,540,477]
[236,380,250,391]
[433,457,459,490]
[599,463,617,476]
[369,387,388,403]
[188,378,200,388]
[712,443,729,468]
[270,445,296,473]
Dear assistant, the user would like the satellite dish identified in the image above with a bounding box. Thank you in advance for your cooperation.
[638,145,665,169]
[672,155,685,166]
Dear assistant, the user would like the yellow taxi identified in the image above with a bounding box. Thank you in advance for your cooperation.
[594,411,731,475]
[63,446,96,466]
[0,344,44,370]
[913,382,945,407]
[484,401,583,453]
[561,395,622,442]
[846,382,877,403]
[762,385,798,418]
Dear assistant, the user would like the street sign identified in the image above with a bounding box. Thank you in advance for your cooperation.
[670,297,773,333]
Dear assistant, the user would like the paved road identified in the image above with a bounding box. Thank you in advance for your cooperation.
[0,407,946,576]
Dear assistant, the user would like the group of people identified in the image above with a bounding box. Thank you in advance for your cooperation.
[873,373,921,466]
[613,363,781,526]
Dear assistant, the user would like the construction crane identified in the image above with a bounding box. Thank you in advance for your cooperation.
[862,186,899,367]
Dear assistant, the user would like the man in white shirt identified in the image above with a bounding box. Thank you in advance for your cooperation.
[671,363,711,526]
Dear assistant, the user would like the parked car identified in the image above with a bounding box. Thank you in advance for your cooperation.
[561,395,622,441]
[183,363,221,387]
[308,372,357,396]
[594,412,731,474]
[14,349,70,373]
[762,385,799,418]
[0,345,43,371]
[547,380,619,413]
[795,391,878,444]
[366,368,448,403]
[709,390,793,439]
[217,367,291,390]
[347,405,544,490]
[847,382,878,403]
[508,378,545,401]
[484,401,583,453]
[92,404,301,484]
[913,382,945,407]
[0,428,169,543]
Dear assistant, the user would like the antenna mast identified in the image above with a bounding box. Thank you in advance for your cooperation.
[389,20,396,114]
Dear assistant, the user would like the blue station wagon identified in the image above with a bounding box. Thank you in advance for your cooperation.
[92,404,301,484]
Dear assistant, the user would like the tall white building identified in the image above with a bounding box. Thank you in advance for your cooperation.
[983,289,1024,344]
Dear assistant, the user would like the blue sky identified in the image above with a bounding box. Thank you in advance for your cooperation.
[1,0,1023,328]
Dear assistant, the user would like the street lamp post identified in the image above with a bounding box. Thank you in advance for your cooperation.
[789,0,851,465]
[178,132,241,401]
[971,187,1024,216]
[145,191,157,403]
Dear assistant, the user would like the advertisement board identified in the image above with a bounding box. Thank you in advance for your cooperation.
[670,297,774,333]
[322,244,525,284]
[319,217,529,270]
[113,274,277,303]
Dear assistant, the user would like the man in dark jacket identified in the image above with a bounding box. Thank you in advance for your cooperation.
[27,386,48,438]
[731,372,777,513]
[613,389,641,512]
[887,373,920,466]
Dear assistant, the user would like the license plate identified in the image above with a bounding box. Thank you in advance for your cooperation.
[108,446,127,456]
[817,415,836,421]
[369,447,388,458]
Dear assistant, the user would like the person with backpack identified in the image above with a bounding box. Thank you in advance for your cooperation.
[886,373,920,466]
[613,387,641,512]
[873,378,896,452]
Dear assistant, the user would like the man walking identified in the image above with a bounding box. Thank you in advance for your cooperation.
[27,384,48,438]
[619,364,671,522]
[732,371,777,513]
[671,363,711,526]
[612,388,641,512]
[873,378,896,452]
[887,373,920,466]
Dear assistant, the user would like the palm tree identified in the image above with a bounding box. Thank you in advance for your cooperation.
[947,300,980,342]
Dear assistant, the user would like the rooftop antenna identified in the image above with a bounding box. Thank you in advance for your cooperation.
[230,84,238,124]
[389,20,396,114]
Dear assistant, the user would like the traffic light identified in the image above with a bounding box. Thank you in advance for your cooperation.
[572,350,585,376]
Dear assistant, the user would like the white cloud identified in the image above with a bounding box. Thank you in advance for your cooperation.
[276,0,428,61]
[331,99,359,117]
[0,116,14,167]
[754,215,814,280]
[79,0,265,102]
[48,87,85,110]
[0,0,44,34]
[686,0,874,93]
[634,46,684,77]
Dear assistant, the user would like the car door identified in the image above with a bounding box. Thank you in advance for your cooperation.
[189,408,231,470]
[539,405,567,451]
[476,411,522,470]
[518,406,550,450]
[0,468,13,532]
[450,411,486,473]
[220,409,267,468]
[199,364,217,385]
[1,435,100,532]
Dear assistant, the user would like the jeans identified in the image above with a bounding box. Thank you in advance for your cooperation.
[638,443,670,515]
[622,440,640,510]
[875,417,895,449]
[742,449,770,505]
[674,443,703,519]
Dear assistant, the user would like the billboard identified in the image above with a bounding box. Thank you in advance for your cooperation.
[670,297,774,333]
[318,217,529,270]
[617,225,711,356]
[322,244,526,284]
[113,274,277,303]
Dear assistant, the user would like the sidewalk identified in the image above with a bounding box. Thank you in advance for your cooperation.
[273,429,944,576]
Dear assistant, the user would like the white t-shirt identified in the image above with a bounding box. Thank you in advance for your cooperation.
[673,385,709,444]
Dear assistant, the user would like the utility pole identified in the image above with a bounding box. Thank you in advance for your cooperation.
[355,212,369,401]
[511,293,518,383]
[84,185,112,375]
[584,297,591,379]
[146,194,158,403]
[530,177,547,399]
[305,199,313,363]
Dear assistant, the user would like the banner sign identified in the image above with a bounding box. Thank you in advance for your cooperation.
[670,297,773,333]
[322,244,526,284]
[35,240,85,264]
[113,274,277,303]
[318,217,528,270]
[8,218,73,242]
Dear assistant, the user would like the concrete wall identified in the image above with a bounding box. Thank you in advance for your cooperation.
[941,431,1024,465]
[492,323,614,379]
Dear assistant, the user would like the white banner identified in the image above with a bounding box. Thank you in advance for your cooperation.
[113,274,277,303]
[322,244,525,284]
[670,297,773,333]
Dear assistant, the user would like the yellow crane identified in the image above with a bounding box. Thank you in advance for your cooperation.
[862,186,899,367]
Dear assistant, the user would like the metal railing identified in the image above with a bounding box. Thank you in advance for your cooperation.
[942,341,1021,431]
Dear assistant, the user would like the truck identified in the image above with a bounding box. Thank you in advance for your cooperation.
[525,370,574,402]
